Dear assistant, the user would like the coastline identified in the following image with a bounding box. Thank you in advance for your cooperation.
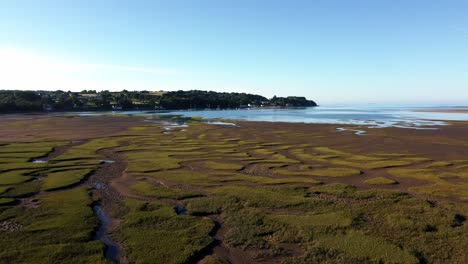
[413,109,468,114]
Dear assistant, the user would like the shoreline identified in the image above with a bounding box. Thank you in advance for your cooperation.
[413,109,468,114]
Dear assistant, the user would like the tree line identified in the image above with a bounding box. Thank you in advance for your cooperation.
[0,90,317,112]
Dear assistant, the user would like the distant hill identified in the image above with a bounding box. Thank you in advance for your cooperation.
[0,90,317,112]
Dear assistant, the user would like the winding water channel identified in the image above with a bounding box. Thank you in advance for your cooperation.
[93,204,120,263]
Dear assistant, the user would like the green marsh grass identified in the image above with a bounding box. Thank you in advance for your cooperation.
[223,207,281,249]
[204,161,245,170]
[0,187,106,263]
[0,198,15,205]
[185,196,238,215]
[248,153,299,164]
[125,152,181,172]
[364,177,398,185]
[208,185,310,208]
[270,212,352,228]
[42,168,94,191]
[317,231,419,263]
[274,167,361,177]
[140,170,214,186]
[0,186,9,194]
[212,172,321,185]
[0,162,46,172]
[130,181,203,200]
[400,157,433,163]
[0,180,42,197]
[0,152,50,159]
[118,199,214,264]
[0,170,34,185]
[425,161,453,168]
[388,168,442,183]
[252,149,277,155]
[328,159,412,170]
[410,182,468,201]
[52,138,120,161]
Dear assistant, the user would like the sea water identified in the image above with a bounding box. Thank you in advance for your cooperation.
[74,105,468,129]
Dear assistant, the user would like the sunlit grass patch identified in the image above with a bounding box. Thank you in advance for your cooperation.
[159,147,202,152]
[115,145,153,152]
[125,152,181,172]
[290,149,340,162]
[364,177,397,185]
[0,162,46,173]
[331,159,412,169]
[442,172,468,180]
[252,149,277,155]
[130,181,203,200]
[425,161,453,168]
[0,147,53,154]
[213,172,321,185]
[203,143,238,148]
[50,159,102,168]
[410,182,468,201]
[119,199,214,264]
[374,153,415,157]
[0,141,68,154]
[248,153,300,164]
[204,161,244,171]
[238,140,261,145]
[169,151,208,157]
[309,148,414,169]
[0,152,50,159]
[275,167,361,177]
[401,157,433,163]
[47,165,97,174]
[346,155,385,161]
[275,145,293,150]
[0,170,34,185]
[314,147,347,155]
[128,126,152,131]
[452,159,468,163]
[388,168,442,183]
[42,169,94,191]
[0,198,15,205]
[0,157,31,163]
[317,231,419,263]
[259,142,284,147]
[216,152,250,158]
[52,148,101,161]
[142,170,213,186]
[53,138,120,161]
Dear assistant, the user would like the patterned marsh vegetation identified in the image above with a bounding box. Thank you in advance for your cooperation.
[0,115,467,263]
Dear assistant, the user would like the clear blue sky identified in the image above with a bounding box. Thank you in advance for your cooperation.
[1,0,467,104]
